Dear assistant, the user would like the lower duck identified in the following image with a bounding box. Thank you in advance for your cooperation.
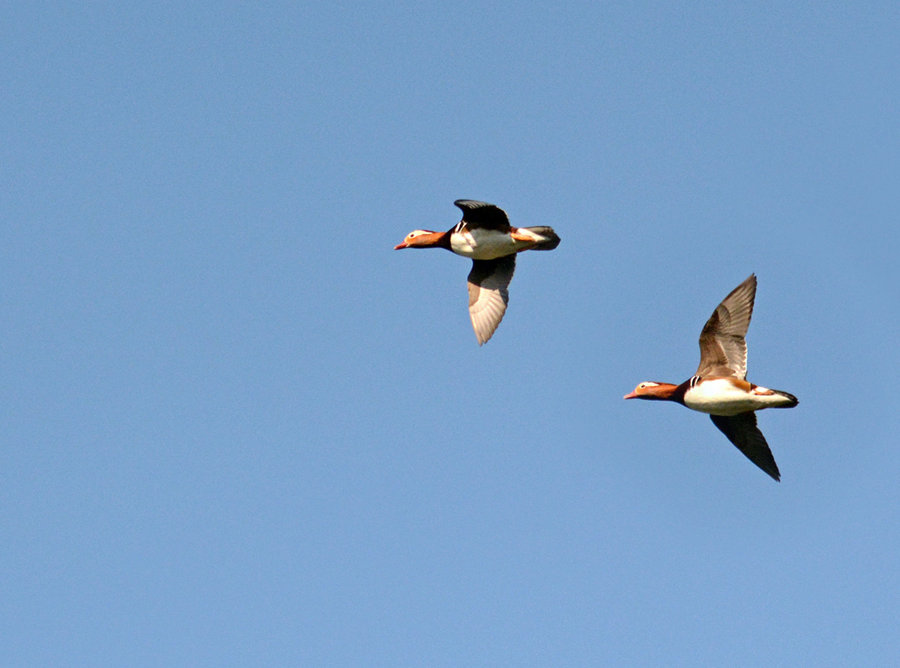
[624,274,797,481]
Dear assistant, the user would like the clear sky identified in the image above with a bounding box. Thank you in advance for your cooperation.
[2,2,898,665]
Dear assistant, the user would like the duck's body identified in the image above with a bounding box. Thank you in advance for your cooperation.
[625,275,797,481]
[395,200,560,345]
[683,377,797,416]
[449,225,557,260]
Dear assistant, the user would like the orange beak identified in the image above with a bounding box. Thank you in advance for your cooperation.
[623,391,638,400]
[394,241,408,250]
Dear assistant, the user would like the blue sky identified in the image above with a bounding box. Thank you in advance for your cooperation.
[2,2,898,665]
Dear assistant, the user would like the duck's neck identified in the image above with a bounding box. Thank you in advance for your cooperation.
[421,230,452,249]
[647,382,689,404]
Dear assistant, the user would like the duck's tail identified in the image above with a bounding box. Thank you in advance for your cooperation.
[771,389,799,408]
[751,385,798,409]
[521,226,561,251]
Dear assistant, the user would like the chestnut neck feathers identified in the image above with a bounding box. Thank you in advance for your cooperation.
[626,381,688,404]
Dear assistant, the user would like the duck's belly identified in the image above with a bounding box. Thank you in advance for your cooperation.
[450,228,527,260]
[684,378,768,416]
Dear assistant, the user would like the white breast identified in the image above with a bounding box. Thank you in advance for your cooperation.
[450,228,523,260]
[683,379,764,416]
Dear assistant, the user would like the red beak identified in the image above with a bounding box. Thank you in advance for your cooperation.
[394,242,408,250]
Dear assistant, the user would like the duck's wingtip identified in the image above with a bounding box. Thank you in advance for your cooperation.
[454,199,493,210]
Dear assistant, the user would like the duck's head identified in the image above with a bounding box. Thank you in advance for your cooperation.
[394,230,447,250]
[624,381,678,400]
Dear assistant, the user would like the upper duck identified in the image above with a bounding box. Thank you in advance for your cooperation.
[394,199,560,345]
[624,274,797,481]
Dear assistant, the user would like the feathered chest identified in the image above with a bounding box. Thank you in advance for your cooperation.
[449,227,522,260]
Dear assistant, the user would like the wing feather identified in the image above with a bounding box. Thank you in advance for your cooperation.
[454,200,512,232]
[696,274,756,379]
[467,256,515,345]
[709,413,781,481]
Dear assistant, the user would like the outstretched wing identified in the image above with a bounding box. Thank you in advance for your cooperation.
[467,255,516,345]
[696,274,756,379]
[710,413,781,481]
[454,200,512,232]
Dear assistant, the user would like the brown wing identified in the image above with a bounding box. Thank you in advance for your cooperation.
[454,200,512,232]
[709,413,781,481]
[467,255,516,345]
[696,274,756,379]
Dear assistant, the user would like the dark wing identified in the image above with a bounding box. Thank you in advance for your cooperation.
[696,274,756,379]
[467,255,516,345]
[710,413,781,481]
[454,200,512,232]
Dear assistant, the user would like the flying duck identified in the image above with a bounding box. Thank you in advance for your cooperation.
[624,274,797,481]
[394,199,560,345]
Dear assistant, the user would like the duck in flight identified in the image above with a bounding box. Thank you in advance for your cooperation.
[624,274,797,481]
[394,199,560,345]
